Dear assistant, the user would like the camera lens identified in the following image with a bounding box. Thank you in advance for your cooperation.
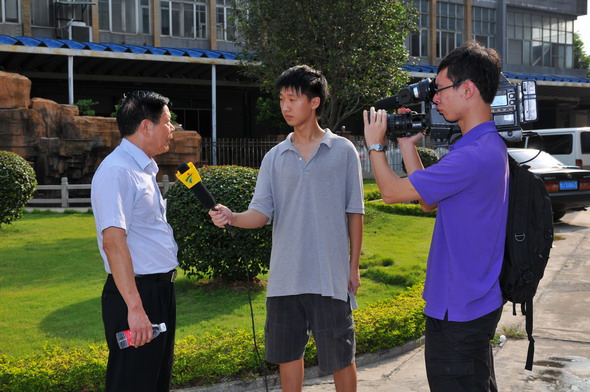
[386,112,427,139]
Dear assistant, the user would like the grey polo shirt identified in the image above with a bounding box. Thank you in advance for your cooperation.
[249,129,364,302]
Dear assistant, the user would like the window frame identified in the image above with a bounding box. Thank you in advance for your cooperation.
[1,0,20,24]
[161,0,208,39]
[99,0,151,34]
[507,9,574,69]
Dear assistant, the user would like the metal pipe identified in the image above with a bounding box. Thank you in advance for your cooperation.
[212,64,217,165]
[68,55,74,105]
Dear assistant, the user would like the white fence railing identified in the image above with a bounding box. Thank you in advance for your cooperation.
[28,175,172,208]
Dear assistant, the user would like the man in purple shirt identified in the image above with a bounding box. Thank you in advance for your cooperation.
[363,41,508,392]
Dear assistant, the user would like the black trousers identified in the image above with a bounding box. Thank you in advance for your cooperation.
[102,274,176,392]
[425,307,502,392]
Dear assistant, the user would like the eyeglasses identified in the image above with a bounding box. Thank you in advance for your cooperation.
[433,81,464,94]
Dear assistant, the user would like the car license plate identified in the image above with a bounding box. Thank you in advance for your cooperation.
[559,180,578,190]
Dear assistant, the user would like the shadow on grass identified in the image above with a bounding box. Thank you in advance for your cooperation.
[38,277,265,341]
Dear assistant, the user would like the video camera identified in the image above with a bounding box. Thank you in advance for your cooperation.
[376,74,538,147]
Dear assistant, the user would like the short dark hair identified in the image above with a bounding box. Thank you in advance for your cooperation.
[275,65,329,116]
[116,91,171,137]
[437,40,502,104]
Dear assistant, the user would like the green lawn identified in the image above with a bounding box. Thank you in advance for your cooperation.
[0,207,433,358]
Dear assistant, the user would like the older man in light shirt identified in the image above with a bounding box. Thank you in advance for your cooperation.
[91,91,178,392]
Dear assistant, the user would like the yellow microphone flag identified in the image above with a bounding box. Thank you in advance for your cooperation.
[175,162,202,189]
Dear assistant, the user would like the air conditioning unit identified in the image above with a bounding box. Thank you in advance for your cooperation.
[60,21,92,42]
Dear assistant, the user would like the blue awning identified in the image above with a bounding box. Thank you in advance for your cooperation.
[0,34,242,60]
[403,63,590,84]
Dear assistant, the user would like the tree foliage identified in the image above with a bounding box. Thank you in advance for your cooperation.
[574,33,590,77]
[0,151,37,225]
[232,0,418,131]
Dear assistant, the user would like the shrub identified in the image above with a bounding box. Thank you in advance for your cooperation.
[367,201,436,218]
[355,283,425,353]
[402,146,440,174]
[0,151,37,225]
[166,165,272,282]
[364,189,382,201]
[0,344,107,392]
[74,99,99,116]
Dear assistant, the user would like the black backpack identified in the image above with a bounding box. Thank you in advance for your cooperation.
[500,155,554,370]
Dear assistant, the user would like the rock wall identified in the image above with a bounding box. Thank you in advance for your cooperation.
[0,71,201,184]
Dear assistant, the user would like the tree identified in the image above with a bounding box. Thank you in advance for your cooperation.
[232,0,418,132]
[574,33,590,77]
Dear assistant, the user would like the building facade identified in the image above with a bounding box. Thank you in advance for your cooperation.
[405,0,590,128]
[0,0,588,137]
[0,0,259,138]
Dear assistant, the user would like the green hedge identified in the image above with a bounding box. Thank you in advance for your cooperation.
[0,285,425,391]
[367,201,436,218]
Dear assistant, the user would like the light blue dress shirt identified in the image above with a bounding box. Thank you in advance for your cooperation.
[91,138,178,275]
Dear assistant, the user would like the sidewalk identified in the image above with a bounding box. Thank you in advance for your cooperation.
[300,209,590,392]
[178,209,590,392]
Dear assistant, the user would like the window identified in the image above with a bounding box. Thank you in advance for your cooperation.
[216,0,235,41]
[1,0,19,23]
[581,132,590,154]
[161,0,207,39]
[436,1,464,58]
[408,0,429,58]
[507,10,574,69]
[472,6,495,48]
[32,0,54,26]
[99,0,150,34]
[542,135,572,155]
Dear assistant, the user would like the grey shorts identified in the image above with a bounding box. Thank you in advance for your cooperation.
[264,294,355,373]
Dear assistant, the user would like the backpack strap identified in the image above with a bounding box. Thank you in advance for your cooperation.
[524,299,535,370]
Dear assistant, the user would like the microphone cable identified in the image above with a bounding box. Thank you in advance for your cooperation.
[226,228,270,392]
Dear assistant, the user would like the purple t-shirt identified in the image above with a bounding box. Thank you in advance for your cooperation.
[409,121,508,322]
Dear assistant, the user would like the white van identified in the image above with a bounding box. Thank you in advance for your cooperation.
[522,127,590,169]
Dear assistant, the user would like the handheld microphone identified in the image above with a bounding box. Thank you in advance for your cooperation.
[175,162,234,235]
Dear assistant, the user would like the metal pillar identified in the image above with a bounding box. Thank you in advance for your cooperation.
[212,64,217,165]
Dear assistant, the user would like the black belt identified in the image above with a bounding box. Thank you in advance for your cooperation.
[135,269,177,282]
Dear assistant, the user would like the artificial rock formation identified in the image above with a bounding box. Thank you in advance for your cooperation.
[0,71,201,184]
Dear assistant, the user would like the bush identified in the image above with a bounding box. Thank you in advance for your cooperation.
[367,201,436,218]
[166,165,272,282]
[0,284,425,391]
[355,283,425,353]
[74,99,99,116]
[402,146,440,174]
[0,344,107,392]
[0,151,37,225]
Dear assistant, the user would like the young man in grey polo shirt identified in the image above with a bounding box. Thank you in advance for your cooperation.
[364,41,508,391]
[209,65,364,392]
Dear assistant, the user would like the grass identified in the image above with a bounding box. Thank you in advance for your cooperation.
[0,206,434,358]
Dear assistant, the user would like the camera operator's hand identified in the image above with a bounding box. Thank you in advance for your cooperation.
[395,107,426,147]
[363,107,387,146]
